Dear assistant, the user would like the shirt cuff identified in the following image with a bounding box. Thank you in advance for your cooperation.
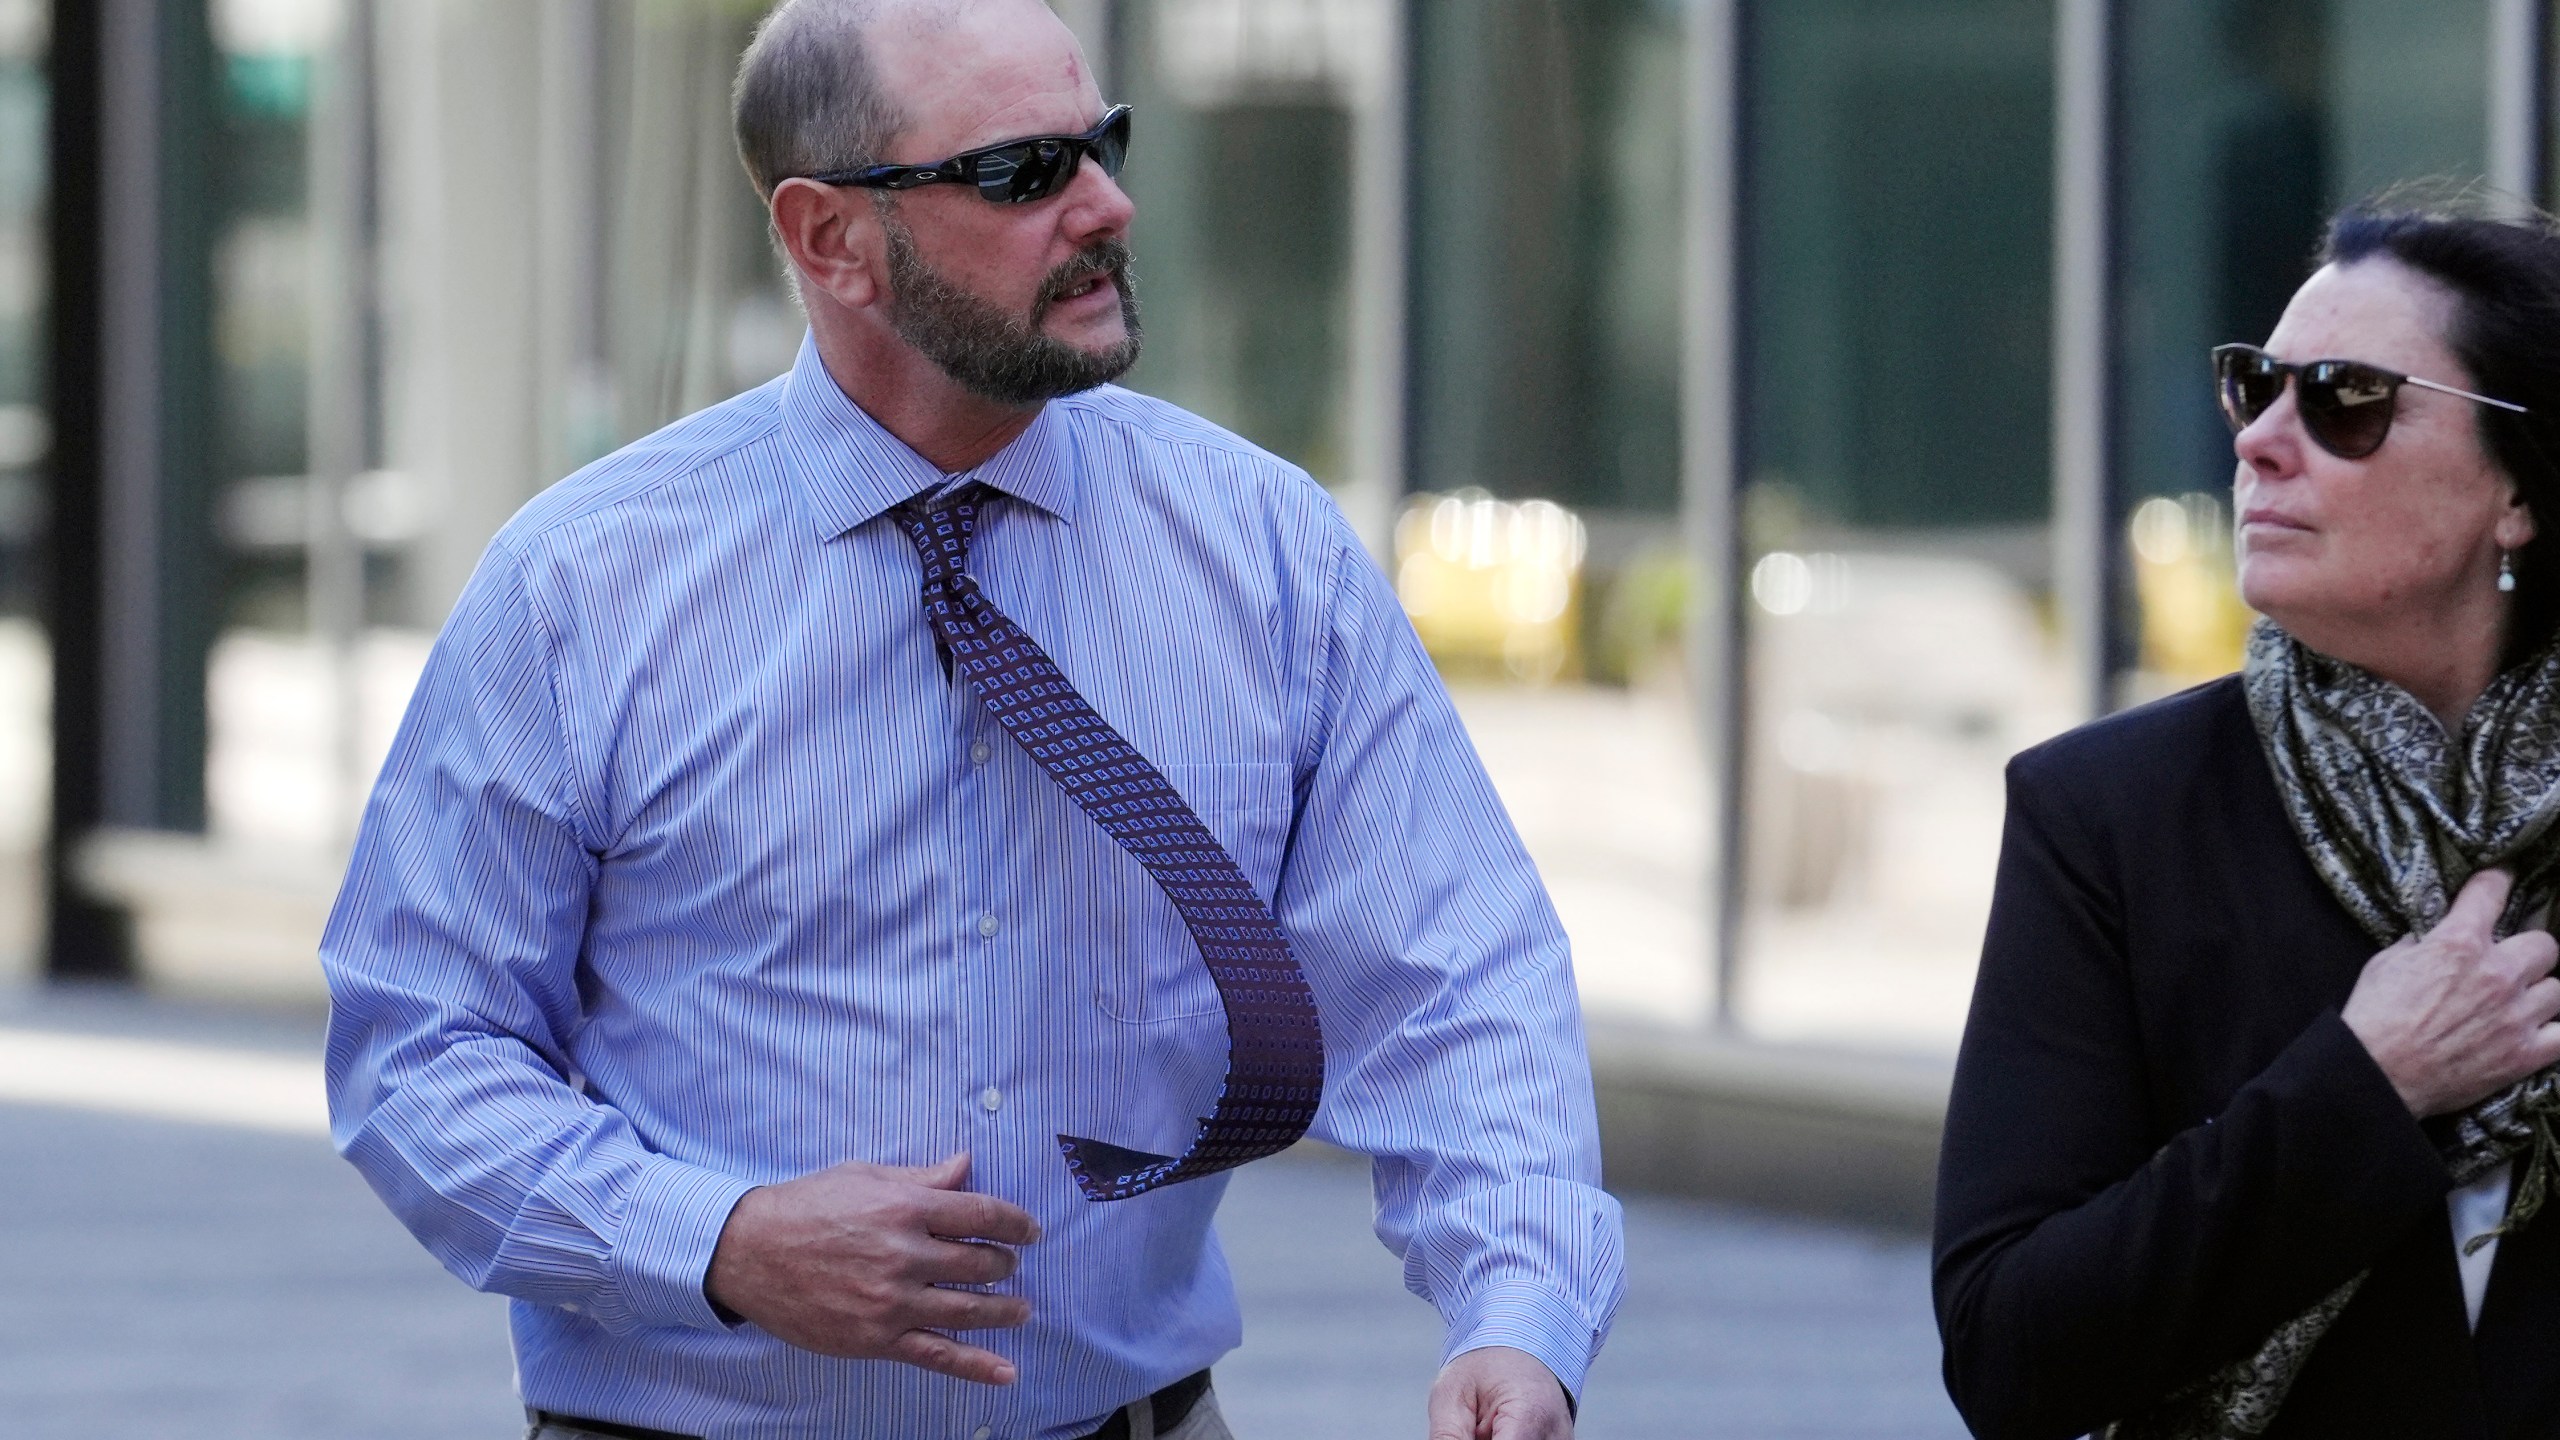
[609,1156,761,1331]
[1441,1281,1604,1399]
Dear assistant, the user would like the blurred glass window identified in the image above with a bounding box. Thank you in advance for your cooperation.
[1117,0,1366,487]
[1408,0,1687,518]
[0,0,38,979]
[1737,0,2066,1051]
[1394,0,1709,1028]
[2113,0,2490,699]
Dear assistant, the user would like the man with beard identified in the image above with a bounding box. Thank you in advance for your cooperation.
[320,2,1620,1438]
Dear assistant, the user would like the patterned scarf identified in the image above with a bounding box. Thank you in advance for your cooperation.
[2104,619,2560,1440]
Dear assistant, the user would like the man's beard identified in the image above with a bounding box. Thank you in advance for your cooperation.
[881,216,1143,406]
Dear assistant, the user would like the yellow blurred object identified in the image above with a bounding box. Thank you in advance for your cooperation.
[1392,489,1587,683]
[2130,492,2254,684]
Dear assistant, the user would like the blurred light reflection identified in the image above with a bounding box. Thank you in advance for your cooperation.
[1393,488,1587,683]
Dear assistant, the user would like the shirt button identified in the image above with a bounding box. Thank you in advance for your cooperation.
[970,741,993,765]
[980,1087,1003,1113]
[974,1428,993,1440]
[977,913,1001,938]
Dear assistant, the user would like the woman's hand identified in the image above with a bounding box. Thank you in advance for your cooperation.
[2343,867,2560,1117]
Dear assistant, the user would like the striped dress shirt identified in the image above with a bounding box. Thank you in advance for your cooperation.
[321,335,1624,1440]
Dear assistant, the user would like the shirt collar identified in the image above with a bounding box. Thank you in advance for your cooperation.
[778,332,1081,541]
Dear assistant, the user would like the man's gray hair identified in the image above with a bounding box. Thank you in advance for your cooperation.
[733,0,910,198]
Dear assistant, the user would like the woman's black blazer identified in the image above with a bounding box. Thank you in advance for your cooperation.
[1934,675,2560,1440]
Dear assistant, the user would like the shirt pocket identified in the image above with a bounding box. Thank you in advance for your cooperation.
[1094,760,1294,1024]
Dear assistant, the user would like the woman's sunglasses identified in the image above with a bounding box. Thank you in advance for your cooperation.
[803,105,1132,206]
[2212,342,2528,460]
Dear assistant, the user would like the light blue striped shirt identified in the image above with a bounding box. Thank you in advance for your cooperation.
[322,336,1623,1439]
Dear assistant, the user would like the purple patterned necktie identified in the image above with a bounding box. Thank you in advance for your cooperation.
[894,483,1324,1200]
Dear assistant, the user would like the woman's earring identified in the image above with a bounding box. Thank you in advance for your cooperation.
[2500,549,2519,593]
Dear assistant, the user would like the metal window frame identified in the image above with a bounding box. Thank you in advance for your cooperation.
[1688,0,1745,1029]
[2054,0,2116,719]
[2490,0,2553,208]
[1341,0,1409,559]
[45,0,222,981]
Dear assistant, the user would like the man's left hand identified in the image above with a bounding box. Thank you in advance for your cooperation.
[1427,1345,1573,1440]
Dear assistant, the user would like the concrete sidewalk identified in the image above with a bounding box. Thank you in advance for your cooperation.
[0,991,1964,1439]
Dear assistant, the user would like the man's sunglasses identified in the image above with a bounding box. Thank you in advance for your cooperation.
[2212,342,2528,460]
[803,105,1132,205]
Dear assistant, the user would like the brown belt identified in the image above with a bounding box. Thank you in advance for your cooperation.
[526,1368,1212,1440]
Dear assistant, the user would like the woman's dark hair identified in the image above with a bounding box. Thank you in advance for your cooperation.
[2323,194,2560,662]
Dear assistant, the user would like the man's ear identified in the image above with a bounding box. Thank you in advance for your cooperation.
[771,178,884,312]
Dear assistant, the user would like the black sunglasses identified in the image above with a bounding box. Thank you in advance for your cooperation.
[803,105,1132,205]
[2212,342,2528,460]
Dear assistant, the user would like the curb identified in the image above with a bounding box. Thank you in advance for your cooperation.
[1588,1022,1950,1232]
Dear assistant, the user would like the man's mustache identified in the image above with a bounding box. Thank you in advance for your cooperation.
[1034,242,1133,312]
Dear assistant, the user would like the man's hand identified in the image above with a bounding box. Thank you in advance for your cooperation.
[2344,866,2560,1118]
[1427,1345,1573,1440]
[704,1152,1040,1384]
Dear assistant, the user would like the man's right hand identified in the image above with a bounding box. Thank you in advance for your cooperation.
[2344,866,2560,1118]
[704,1152,1040,1384]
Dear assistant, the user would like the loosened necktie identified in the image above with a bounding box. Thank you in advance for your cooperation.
[894,483,1324,1201]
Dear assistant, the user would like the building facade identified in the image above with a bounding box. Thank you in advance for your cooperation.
[8,0,2549,1054]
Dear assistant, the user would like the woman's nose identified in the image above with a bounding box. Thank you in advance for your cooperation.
[2233,383,2303,476]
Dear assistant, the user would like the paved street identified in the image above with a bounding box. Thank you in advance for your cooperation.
[0,988,1964,1439]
